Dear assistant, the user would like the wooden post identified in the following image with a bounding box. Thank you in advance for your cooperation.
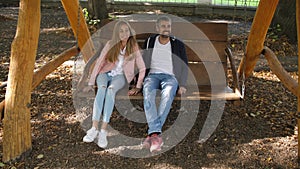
[296,0,300,161]
[237,0,279,78]
[263,47,298,96]
[32,46,79,89]
[2,0,40,162]
[60,0,95,62]
[0,47,79,120]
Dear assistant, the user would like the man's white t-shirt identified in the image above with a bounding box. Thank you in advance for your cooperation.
[149,36,174,75]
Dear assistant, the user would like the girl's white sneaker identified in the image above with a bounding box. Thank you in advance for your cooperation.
[83,127,99,143]
[97,130,108,148]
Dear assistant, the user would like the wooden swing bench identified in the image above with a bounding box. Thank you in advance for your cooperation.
[87,21,242,101]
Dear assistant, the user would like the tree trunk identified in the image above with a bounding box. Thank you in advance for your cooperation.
[273,0,296,43]
[2,0,40,162]
[88,0,108,23]
[61,0,95,62]
[237,0,279,78]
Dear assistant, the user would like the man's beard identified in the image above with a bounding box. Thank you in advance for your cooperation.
[161,34,169,38]
[160,32,170,38]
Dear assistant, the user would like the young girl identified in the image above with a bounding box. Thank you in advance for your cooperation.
[82,20,145,148]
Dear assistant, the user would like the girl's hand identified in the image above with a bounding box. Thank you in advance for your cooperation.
[128,87,141,96]
[83,85,94,93]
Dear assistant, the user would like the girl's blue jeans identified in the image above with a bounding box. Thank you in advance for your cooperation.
[143,73,178,135]
[92,72,125,123]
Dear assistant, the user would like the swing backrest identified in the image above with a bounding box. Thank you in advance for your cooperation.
[96,21,240,100]
[98,21,227,85]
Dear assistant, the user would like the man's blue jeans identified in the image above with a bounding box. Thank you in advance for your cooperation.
[92,73,125,123]
[143,73,178,135]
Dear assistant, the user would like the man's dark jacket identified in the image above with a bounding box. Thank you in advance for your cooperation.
[142,34,188,88]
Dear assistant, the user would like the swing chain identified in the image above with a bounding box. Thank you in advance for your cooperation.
[240,0,248,99]
[74,0,82,85]
[241,61,246,99]
[232,0,248,99]
[76,0,81,50]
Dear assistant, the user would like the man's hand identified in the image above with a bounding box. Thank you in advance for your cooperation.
[128,87,141,96]
[177,86,187,95]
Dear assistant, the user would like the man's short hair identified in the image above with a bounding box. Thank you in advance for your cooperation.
[156,16,172,26]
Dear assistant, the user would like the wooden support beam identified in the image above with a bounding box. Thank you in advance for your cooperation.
[2,0,40,162]
[238,0,279,78]
[263,47,298,96]
[0,46,79,120]
[60,0,95,62]
[32,46,78,89]
[296,0,300,161]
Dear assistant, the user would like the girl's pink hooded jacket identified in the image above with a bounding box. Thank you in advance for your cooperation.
[88,41,146,89]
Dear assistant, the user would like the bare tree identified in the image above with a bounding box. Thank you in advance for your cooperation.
[272,0,296,43]
[87,0,108,25]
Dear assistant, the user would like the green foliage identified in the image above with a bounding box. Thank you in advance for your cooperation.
[0,162,5,167]
[82,8,101,25]
[108,14,117,20]
[214,0,259,7]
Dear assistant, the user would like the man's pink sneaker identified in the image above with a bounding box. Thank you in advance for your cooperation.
[150,134,163,152]
[142,135,151,149]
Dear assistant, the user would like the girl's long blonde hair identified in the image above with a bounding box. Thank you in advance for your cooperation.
[106,20,138,63]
